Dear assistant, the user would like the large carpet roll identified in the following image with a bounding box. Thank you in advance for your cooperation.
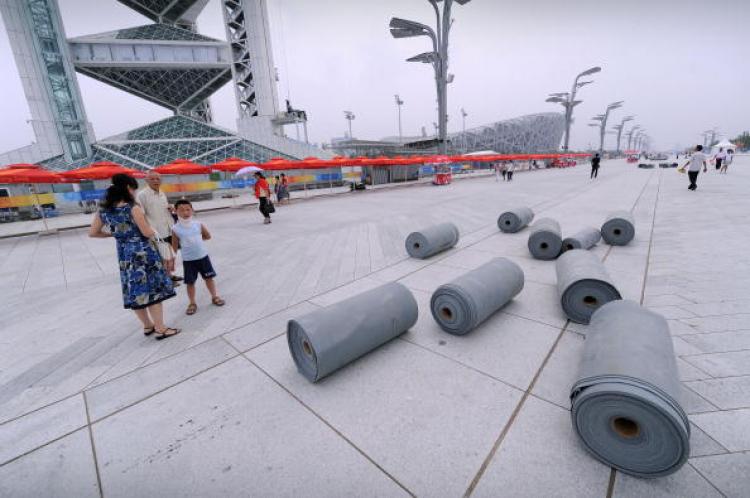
[562,227,602,252]
[405,222,460,259]
[287,282,418,382]
[570,300,690,478]
[601,211,635,246]
[556,249,621,324]
[527,218,562,260]
[430,258,524,335]
[497,207,534,233]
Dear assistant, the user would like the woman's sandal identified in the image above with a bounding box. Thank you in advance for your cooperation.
[143,327,156,336]
[186,303,198,315]
[155,327,182,340]
[212,296,226,307]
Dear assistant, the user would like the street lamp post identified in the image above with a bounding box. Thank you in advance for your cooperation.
[626,125,641,150]
[344,110,355,139]
[591,101,624,155]
[390,0,473,155]
[394,95,404,144]
[612,115,634,155]
[546,66,601,151]
[460,107,468,152]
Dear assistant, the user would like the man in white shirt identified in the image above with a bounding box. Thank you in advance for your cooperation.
[136,171,181,282]
[683,145,707,191]
[713,148,727,171]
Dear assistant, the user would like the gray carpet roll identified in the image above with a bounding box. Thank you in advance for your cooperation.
[287,282,418,382]
[562,227,602,252]
[431,258,524,335]
[527,218,563,260]
[405,222,460,259]
[601,211,636,246]
[497,207,535,233]
[556,249,622,324]
[570,300,690,478]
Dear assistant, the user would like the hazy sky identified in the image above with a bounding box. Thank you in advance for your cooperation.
[1,0,748,153]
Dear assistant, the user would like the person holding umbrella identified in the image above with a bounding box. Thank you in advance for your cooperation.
[254,171,273,224]
[89,174,180,339]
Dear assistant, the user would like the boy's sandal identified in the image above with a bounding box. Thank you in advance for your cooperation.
[212,297,226,306]
[155,327,182,340]
[186,303,198,315]
[143,326,156,336]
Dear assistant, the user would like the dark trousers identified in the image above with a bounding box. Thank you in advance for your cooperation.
[259,197,271,218]
[507,171,513,181]
[501,171,507,180]
[688,170,699,190]
[715,158,722,170]
[591,166,599,179]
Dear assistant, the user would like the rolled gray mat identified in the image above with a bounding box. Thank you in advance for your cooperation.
[527,218,562,260]
[287,282,418,382]
[562,227,602,252]
[431,257,524,335]
[556,249,621,324]
[570,300,690,478]
[601,211,635,246]
[497,207,534,233]
[405,222,460,259]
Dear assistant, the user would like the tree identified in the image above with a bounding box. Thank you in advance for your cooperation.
[731,131,750,150]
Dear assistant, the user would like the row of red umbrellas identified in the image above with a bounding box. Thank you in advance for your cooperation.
[0,152,592,184]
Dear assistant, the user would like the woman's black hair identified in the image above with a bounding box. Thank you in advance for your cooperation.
[101,173,138,210]
[254,171,266,179]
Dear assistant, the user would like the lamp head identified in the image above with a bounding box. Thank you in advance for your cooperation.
[579,66,602,77]
[407,51,439,64]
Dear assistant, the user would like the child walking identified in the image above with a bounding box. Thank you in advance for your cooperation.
[171,200,225,315]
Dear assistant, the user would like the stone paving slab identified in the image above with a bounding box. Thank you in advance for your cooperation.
[1,158,749,495]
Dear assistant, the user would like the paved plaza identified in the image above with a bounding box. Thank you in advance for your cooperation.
[0,159,749,497]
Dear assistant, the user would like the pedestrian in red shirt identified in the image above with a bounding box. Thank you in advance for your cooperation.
[253,172,273,224]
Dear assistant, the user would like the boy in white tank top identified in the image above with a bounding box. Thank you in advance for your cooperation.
[171,200,225,315]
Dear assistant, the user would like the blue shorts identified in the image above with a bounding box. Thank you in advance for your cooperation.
[183,256,216,285]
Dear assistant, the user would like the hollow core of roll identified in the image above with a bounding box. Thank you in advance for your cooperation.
[583,295,598,306]
[505,220,511,225]
[302,340,313,356]
[440,307,453,320]
[540,242,549,250]
[613,228,622,236]
[612,416,640,439]
[566,244,574,251]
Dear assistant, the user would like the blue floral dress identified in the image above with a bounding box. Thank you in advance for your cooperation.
[99,204,175,310]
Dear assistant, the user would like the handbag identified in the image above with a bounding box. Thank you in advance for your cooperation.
[266,200,276,214]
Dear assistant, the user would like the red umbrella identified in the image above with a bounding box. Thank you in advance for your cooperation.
[153,159,211,175]
[0,164,65,232]
[0,164,64,183]
[211,157,259,173]
[261,157,298,171]
[59,161,146,180]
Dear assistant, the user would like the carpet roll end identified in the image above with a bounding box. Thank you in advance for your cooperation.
[528,218,562,260]
[498,207,534,233]
[406,222,460,259]
[601,211,635,246]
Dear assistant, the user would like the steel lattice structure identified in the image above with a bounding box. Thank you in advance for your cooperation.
[450,112,566,154]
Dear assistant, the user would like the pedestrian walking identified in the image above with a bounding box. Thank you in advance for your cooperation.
[506,161,516,181]
[253,171,273,224]
[278,173,290,204]
[273,175,281,202]
[713,148,726,171]
[681,145,707,191]
[590,153,601,179]
[721,149,733,174]
[171,200,225,315]
[501,162,508,181]
[89,174,180,339]
[136,171,181,285]
[494,162,501,182]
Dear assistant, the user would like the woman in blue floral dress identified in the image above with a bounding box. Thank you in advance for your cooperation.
[89,174,180,339]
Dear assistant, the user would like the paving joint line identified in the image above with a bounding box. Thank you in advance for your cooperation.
[240,354,417,498]
[463,322,570,497]
[687,461,729,498]
[83,391,105,498]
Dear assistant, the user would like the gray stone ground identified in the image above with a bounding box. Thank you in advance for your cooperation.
[0,158,748,497]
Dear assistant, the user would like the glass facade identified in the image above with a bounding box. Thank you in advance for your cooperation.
[27,0,91,161]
